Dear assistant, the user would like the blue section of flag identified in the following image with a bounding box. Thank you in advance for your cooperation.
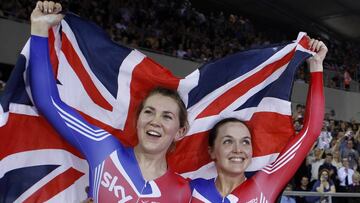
[236,50,310,110]
[0,55,32,112]
[0,165,59,203]
[64,13,132,98]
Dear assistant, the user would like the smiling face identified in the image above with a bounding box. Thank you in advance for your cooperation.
[209,121,252,177]
[136,93,186,156]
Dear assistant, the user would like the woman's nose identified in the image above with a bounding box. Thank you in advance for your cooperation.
[150,114,161,126]
[232,142,242,153]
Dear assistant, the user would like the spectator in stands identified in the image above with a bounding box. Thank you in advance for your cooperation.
[317,122,332,150]
[349,171,360,203]
[331,150,343,169]
[343,68,352,91]
[339,121,348,133]
[309,148,325,183]
[319,153,338,184]
[338,158,355,193]
[294,120,303,134]
[353,125,360,153]
[306,168,336,203]
[295,176,310,203]
[340,139,359,170]
[279,183,296,203]
[293,104,304,122]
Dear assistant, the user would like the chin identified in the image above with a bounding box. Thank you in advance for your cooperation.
[141,143,168,154]
[228,164,249,174]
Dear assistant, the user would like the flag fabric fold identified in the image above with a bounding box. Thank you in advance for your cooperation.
[0,13,313,202]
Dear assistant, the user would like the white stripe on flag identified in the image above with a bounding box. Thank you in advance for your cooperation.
[9,103,39,116]
[116,49,146,130]
[178,69,200,107]
[60,20,114,105]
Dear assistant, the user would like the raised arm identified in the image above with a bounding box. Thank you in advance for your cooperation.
[251,38,327,199]
[29,1,120,166]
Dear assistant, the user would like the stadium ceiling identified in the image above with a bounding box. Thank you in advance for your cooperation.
[193,0,360,42]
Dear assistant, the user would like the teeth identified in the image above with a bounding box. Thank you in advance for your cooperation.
[229,157,244,162]
[146,130,161,137]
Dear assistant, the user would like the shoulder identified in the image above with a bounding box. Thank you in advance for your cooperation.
[164,171,191,190]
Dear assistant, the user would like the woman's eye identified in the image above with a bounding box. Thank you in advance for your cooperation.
[163,115,173,120]
[144,110,152,114]
[243,140,251,145]
[223,139,232,144]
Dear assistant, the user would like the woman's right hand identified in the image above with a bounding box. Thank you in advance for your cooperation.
[31,1,64,37]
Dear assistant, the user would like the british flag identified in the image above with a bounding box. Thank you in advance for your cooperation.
[0,13,313,202]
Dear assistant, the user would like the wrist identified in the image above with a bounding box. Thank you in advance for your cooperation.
[309,64,323,73]
[31,22,50,37]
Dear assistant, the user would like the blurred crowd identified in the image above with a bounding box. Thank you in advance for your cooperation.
[1,0,359,92]
[287,104,360,203]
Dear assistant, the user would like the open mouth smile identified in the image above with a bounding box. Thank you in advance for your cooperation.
[146,130,161,137]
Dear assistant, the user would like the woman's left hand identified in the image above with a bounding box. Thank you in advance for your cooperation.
[31,1,64,36]
[306,37,328,72]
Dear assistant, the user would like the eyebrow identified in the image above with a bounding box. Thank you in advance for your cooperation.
[222,135,251,140]
[143,106,176,116]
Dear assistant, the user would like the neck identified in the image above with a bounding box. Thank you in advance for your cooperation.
[134,146,168,181]
[215,172,246,197]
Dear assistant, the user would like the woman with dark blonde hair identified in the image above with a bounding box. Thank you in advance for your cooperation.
[29,1,191,202]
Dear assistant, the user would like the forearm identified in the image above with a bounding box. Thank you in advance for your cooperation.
[29,36,61,112]
[260,71,324,194]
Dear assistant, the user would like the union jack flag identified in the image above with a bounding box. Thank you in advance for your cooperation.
[0,13,312,202]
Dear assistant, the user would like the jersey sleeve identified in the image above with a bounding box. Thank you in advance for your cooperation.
[29,35,121,166]
[251,71,325,200]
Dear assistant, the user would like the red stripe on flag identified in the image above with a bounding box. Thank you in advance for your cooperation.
[61,32,113,111]
[0,113,82,159]
[298,35,310,49]
[168,131,211,173]
[23,167,84,203]
[196,49,295,119]
[246,112,295,157]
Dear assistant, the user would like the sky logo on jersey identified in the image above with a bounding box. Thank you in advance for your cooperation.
[101,172,133,202]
